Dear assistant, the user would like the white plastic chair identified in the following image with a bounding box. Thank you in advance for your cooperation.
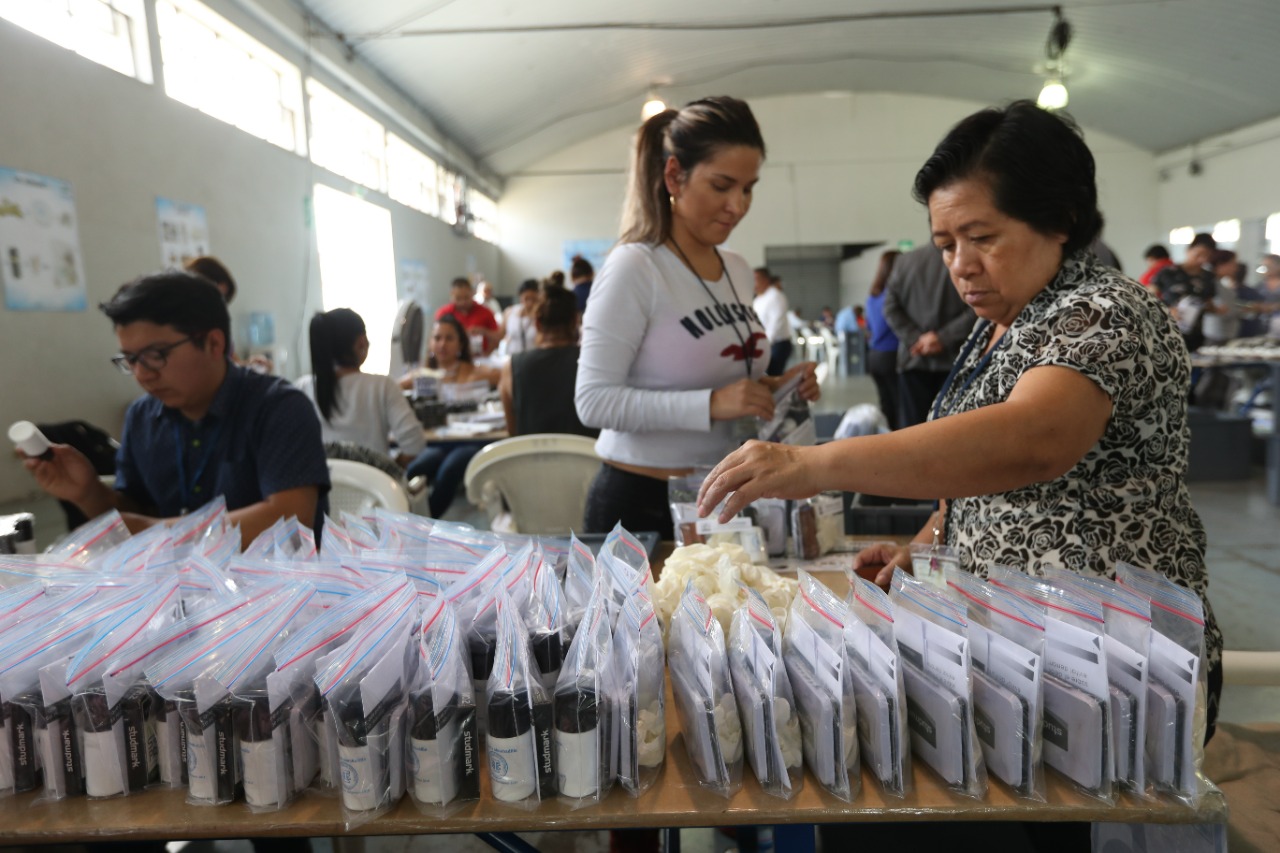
[327,459,411,516]
[463,434,600,534]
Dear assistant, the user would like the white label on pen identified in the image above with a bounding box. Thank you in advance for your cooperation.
[241,740,279,807]
[84,728,125,797]
[488,731,536,802]
[554,727,598,798]
[339,742,381,811]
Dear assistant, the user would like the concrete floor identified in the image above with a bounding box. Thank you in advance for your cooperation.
[2,371,1276,853]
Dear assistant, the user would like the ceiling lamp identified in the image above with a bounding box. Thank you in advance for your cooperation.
[641,93,666,120]
[1036,6,1072,111]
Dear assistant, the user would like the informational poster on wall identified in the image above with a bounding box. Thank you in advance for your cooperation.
[561,238,613,279]
[398,259,429,305]
[0,167,88,312]
[156,197,209,268]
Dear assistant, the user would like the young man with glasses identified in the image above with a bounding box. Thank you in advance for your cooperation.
[23,272,330,545]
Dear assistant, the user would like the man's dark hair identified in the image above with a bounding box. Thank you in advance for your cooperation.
[913,100,1103,257]
[1189,232,1217,251]
[518,278,539,295]
[100,272,231,346]
[183,256,236,303]
[1144,244,1171,261]
[450,277,472,290]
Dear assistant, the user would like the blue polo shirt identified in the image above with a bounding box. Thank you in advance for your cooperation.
[115,362,330,533]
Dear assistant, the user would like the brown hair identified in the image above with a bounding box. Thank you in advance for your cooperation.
[570,255,594,280]
[183,256,236,303]
[535,284,577,335]
[619,96,765,245]
[870,250,901,297]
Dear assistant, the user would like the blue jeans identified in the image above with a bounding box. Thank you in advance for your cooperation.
[406,441,486,518]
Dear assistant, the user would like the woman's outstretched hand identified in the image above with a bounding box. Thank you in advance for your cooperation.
[697,439,818,522]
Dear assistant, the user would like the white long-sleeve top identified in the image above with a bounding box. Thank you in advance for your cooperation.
[752,285,790,343]
[296,372,425,458]
[575,242,767,468]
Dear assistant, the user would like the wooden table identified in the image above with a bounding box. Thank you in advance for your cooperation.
[0,561,1227,846]
[422,426,509,445]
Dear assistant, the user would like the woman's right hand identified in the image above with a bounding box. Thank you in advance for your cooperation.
[710,378,775,421]
[852,541,912,589]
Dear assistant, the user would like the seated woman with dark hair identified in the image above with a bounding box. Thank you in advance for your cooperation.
[296,308,425,468]
[404,315,499,517]
[500,285,598,437]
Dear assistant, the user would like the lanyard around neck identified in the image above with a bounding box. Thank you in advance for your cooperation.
[668,240,754,379]
[174,420,222,513]
[931,321,1008,422]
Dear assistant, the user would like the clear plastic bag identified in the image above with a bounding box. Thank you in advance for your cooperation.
[313,580,416,827]
[146,582,315,805]
[845,576,912,797]
[790,493,843,561]
[1116,562,1211,808]
[486,590,555,807]
[1046,567,1154,798]
[45,511,131,567]
[53,579,183,799]
[784,571,860,802]
[611,586,665,796]
[406,597,480,813]
[563,534,597,640]
[553,576,617,807]
[193,584,322,811]
[728,586,802,799]
[271,575,413,797]
[944,568,1046,801]
[667,580,743,798]
[890,568,988,799]
[988,565,1113,803]
[165,497,229,559]
[528,551,569,694]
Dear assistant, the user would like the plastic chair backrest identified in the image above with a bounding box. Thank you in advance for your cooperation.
[327,459,411,516]
[463,434,600,534]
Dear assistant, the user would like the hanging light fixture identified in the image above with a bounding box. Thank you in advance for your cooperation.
[641,91,666,120]
[1036,6,1072,110]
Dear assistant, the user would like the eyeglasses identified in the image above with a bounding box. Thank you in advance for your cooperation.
[111,336,197,374]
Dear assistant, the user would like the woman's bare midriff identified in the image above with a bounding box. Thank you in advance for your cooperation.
[605,460,695,481]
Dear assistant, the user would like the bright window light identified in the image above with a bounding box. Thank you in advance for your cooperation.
[313,184,397,375]
[1,0,152,82]
[1266,214,1280,253]
[1169,227,1195,246]
[157,0,304,155]
[386,133,439,217]
[307,79,387,192]
[1212,218,1241,245]
[469,189,499,244]
[438,167,461,224]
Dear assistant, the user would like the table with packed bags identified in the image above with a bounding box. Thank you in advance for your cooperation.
[0,507,1228,845]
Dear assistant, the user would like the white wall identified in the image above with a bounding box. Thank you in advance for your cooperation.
[499,92,1161,299]
[0,17,497,504]
[1156,115,1280,243]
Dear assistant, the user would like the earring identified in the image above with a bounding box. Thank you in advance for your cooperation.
[669,194,676,208]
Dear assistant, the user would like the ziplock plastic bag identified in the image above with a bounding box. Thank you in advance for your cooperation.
[165,497,228,558]
[790,493,843,561]
[553,577,617,806]
[845,576,911,797]
[891,568,987,799]
[321,515,359,558]
[602,522,650,575]
[352,550,459,601]
[445,545,513,712]
[428,522,499,571]
[528,552,569,693]
[45,511,131,567]
[988,565,1113,803]
[1047,568,1153,798]
[272,575,414,796]
[101,585,288,788]
[668,581,743,798]
[340,511,380,551]
[611,586,665,796]
[1116,562,1210,808]
[373,508,434,553]
[945,568,1046,801]
[784,571,859,802]
[406,597,480,813]
[146,582,314,805]
[728,586,802,799]
[97,525,172,576]
[177,556,237,614]
[313,580,416,826]
[486,590,555,807]
[192,584,321,811]
[0,581,49,633]
[0,556,88,590]
[49,579,182,799]
[228,557,367,605]
[563,535,597,640]
[0,581,155,798]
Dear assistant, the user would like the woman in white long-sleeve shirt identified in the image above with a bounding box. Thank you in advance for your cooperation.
[575,95,818,538]
[297,308,425,468]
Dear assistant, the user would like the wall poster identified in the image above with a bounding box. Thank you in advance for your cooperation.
[0,167,88,312]
[561,238,614,279]
[156,196,209,268]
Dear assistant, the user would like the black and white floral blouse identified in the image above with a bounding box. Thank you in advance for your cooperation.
[932,252,1223,670]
